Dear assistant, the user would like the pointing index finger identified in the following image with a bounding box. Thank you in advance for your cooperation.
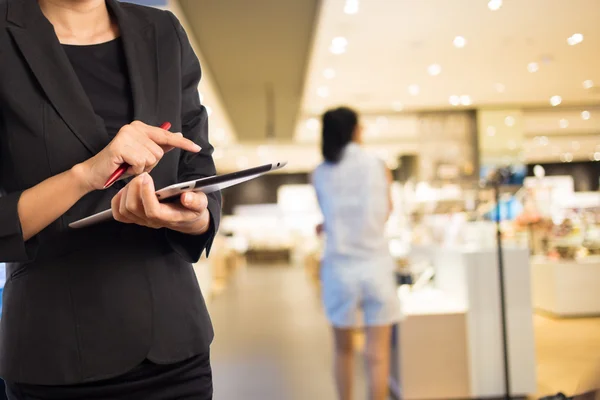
[146,127,201,153]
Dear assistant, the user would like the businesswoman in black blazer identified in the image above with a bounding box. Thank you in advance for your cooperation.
[0,0,221,398]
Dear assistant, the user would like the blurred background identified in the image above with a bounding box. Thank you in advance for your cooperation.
[4,0,600,399]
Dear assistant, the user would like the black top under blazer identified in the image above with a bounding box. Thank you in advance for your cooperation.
[0,0,221,385]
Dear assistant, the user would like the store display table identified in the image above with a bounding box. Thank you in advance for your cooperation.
[532,256,600,317]
[392,246,537,399]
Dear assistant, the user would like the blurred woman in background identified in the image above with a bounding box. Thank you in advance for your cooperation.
[312,107,401,400]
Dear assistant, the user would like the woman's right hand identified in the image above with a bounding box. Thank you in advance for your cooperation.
[73,121,201,192]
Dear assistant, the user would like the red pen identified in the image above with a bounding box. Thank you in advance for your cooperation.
[103,122,172,189]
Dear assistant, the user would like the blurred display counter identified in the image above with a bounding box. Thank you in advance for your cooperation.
[532,256,600,317]
[391,246,537,399]
[193,235,247,303]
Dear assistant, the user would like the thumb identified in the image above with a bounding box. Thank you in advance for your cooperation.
[180,191,208,212]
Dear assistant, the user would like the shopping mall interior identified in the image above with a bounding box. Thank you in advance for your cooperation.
[1,0,600,399]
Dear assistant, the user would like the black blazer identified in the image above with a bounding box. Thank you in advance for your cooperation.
[0,0,221,385]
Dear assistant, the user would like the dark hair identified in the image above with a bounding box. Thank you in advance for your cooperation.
[321,107,358,163]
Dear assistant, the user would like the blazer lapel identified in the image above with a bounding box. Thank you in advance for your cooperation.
[107,0,159,126]
[6,0,108,156]
[5,0,160,156]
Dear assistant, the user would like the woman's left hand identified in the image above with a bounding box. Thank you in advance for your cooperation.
[111,173,210,235]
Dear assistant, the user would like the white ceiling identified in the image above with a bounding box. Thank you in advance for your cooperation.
[298,0,600,118]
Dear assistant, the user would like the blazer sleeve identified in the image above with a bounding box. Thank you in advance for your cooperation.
[0,191,39,263]
[163,12,222,264]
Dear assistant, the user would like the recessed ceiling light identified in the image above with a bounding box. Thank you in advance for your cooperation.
[460,95,472,106]
[562,152,573,163]
[583,80,594,89]
[453,36,466,48]
[567,33,584,46]
[505,116,516,127]
[550,95,562,106]
[392,101,404,111]
[581,110,591,120]
[306,118,320,131]
[330,37,348,54]
[495,83,506,93]
[487,126,497,136]
[205,106,213,116]
[527,62,539,73]
[559,118,569,129]
[344,0,359,14]
[408,84,420,96]
[449,95,460,106]
[317,86,330,98]
[323,68,336,79]
[594,152,600,161]
[428,64,442,76]
[488,0,502,11]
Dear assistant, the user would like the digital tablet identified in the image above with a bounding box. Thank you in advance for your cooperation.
[69,161,287,229]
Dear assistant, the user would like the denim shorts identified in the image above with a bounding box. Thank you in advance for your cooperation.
[320,256,402,328]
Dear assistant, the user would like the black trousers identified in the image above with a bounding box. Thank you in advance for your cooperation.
[5,353,212,400]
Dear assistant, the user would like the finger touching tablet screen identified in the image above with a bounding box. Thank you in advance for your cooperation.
[69,161,287,229]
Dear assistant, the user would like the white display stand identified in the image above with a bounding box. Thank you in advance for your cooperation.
[532,256,600,317]
[392,246,537,399]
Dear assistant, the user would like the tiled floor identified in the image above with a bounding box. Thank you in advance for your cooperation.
[209,264,368,400]
[207,264,600,400]
[533,314,600,398]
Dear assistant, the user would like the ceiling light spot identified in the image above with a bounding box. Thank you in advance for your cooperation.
[449,95,460,106]
[495,83,506,93]
[408,84,420,96]
[533,165,545,178]
[594,152,600,161]
[344,0,359,14]
[453,36,467,48]
[540,136,549,146]
[487,126,496,136]
[330,37,348,54]
[460,95,472,106]
[550,95,562,106]
[505,116,516,127]
[392,101,403,111]
[581,110,591,120]
[562,152,573,163]
[488,0,502,11]
[559,118,569,129]
[567,33,584,46]
[317,86,330,98]
[527,62,539,73]
[428,64,442,76]
[323,68,336,79]
[583,80,594,89]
